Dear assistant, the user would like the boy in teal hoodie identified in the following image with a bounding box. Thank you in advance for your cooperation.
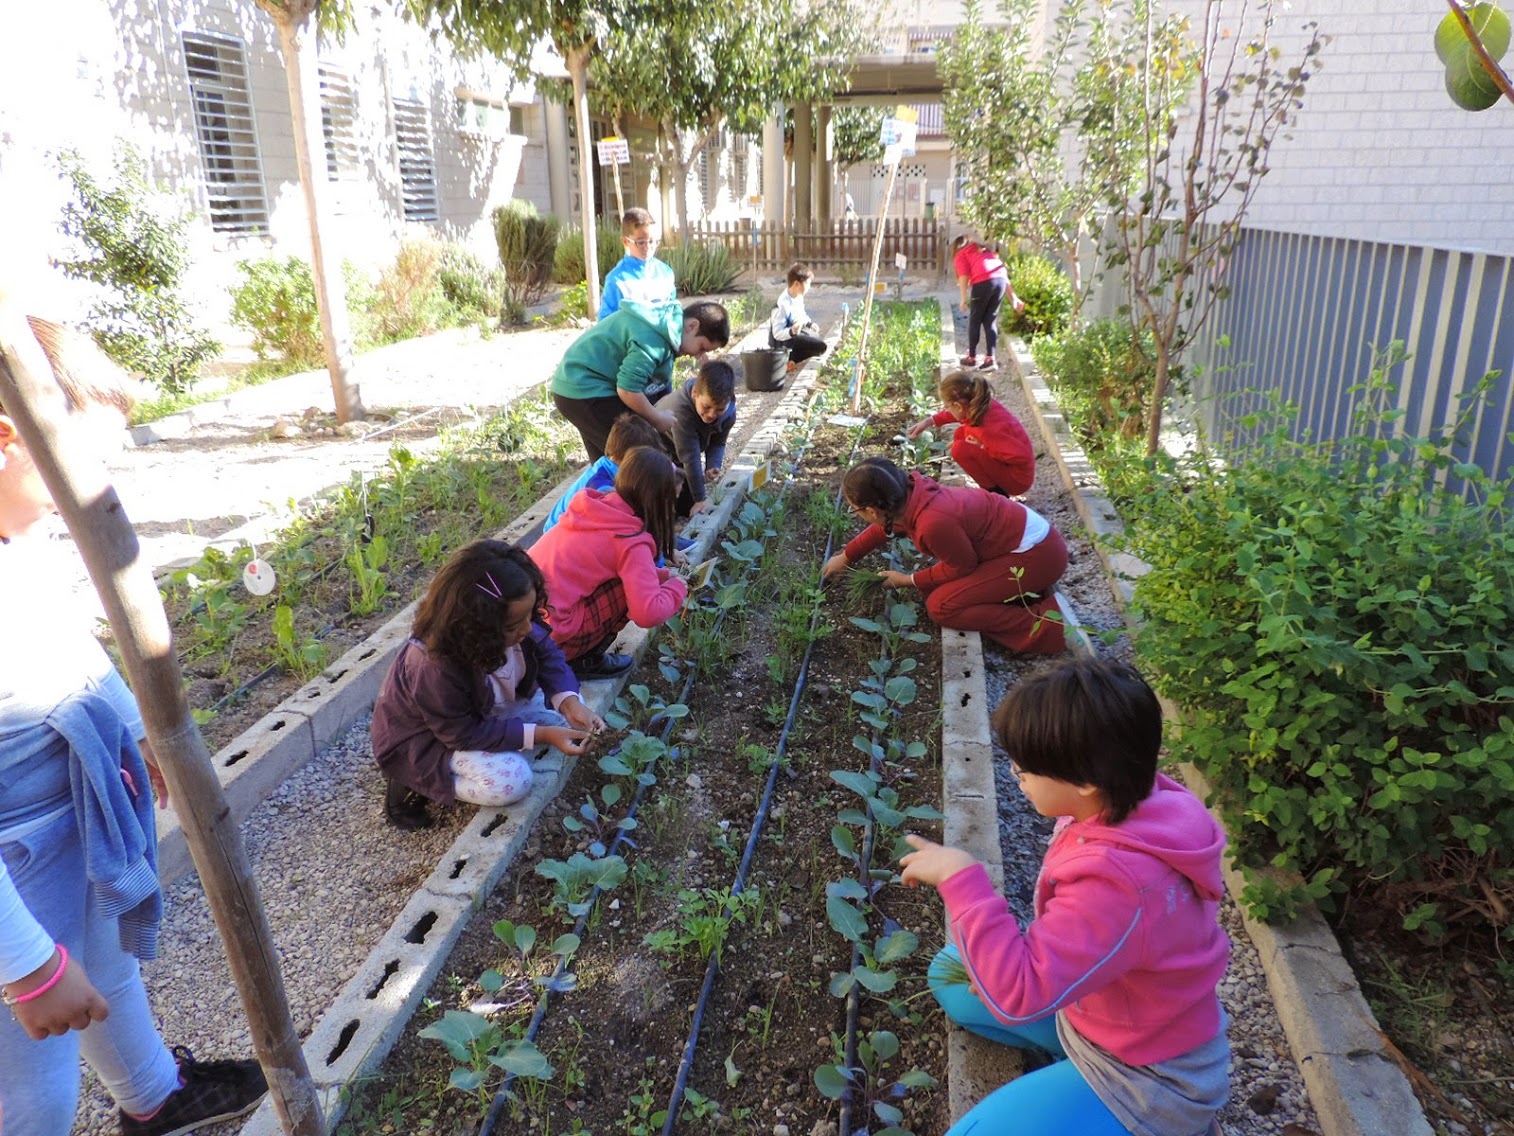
[550,300,729,462]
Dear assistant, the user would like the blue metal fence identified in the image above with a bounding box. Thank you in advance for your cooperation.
[1090,225,1514,483]
[1188,227,1514,483]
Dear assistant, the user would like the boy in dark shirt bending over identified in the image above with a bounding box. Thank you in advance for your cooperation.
[657,359,737,517]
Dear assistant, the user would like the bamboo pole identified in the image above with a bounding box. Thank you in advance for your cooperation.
[0,307,327,1136]
[850,161,902,414]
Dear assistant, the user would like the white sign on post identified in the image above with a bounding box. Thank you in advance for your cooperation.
[595,136,631,166]
[895,253,908,271]
[879,117,918,161]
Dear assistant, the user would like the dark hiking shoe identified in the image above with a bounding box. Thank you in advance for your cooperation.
[977,356,998,371]
[120,1047,268,1136]
[572,650,634,680]
[384,778,433,831]
[958,354,977,367]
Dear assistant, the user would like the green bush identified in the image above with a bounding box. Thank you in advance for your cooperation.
[54,145,219,395]
[658,239,739,295]
[553,219,624,286]
[436,244,503,321]
[1031,318,1153,443]
[230,256,323,365]
[368,240,454,342]
[493,201,560,316]
[1005,253,1073,338]
[1121,360,1514,940]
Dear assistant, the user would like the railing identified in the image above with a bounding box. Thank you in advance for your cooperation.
[1087,224,1514,484]
[689,218,947,274]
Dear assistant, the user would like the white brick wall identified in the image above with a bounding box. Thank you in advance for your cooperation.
[1147,0,1514,255]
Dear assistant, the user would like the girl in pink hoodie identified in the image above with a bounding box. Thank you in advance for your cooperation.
[529,447,689,679]
[902,658,1231,1136]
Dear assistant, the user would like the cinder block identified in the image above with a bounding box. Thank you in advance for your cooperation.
[279,620,411,746]
[157,710,315,885]
[425,769,571,901]
[948,1026,1023,1124]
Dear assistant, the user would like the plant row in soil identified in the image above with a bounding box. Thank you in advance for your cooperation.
[340,303,956,1136]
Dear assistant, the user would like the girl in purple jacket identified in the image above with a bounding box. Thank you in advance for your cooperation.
[370,541,605,830]
[902,658,1231,1136]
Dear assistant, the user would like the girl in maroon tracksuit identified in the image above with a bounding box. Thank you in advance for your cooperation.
[907,370,1036,497]
[821,458,1066,654]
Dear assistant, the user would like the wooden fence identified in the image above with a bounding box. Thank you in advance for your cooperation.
[687,218,948,275]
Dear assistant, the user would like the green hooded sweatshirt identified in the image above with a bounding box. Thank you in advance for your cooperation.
[550,300,680,400]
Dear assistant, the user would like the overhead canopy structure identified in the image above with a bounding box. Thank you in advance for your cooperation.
[827,53,944,105]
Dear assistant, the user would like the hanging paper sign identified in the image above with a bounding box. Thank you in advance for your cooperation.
[242,558,277,596]
[596,136,631,166]
[879,117,918,159]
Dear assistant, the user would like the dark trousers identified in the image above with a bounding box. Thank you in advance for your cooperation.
[968,277,1007,358]
[783,331,828,366]
[552,392,628,462]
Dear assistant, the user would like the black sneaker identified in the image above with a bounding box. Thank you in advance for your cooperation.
[385,779,433,831]
[120,1047,268,1136]
[572,650,634,679]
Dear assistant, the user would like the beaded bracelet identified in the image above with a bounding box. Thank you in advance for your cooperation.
[1,944,68,1006]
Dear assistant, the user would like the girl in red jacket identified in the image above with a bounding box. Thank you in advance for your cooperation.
[907,370,1036,497]
[821,457,1066,654]
[530,447,689,679]
[370,541,604,829]
[953,234,1023,371]
[902,658,1231,1136]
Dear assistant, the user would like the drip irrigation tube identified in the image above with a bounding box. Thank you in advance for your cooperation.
[659,424,873,1136]
[476,404,841,1136]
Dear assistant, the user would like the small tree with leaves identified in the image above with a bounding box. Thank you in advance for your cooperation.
[831,106,886,212]
[54,146,220,396]
[1103,0,1325,455]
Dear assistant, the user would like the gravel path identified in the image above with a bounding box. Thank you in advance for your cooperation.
[960,306,1321,1136]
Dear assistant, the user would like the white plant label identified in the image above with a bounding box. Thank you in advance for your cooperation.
[243,558,277,596]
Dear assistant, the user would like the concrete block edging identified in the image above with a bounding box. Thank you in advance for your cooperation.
[1003,336,1432,1136]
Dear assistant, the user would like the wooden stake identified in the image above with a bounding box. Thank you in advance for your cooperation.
[0,308,327,1136]
[851,159,902,414]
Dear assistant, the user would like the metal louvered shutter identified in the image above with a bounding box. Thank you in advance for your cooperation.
[319,64,361,181]
[182,31,269,235]
[392,97,439,222]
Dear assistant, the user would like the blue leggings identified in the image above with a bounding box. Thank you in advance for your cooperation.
[929,946,1133,1136]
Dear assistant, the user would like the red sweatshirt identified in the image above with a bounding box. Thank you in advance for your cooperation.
[842,473,1038,590]
[931,399,1034,472]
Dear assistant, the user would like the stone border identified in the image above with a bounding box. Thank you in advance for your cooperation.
[1003,336,1432,1136]
[236,332,839,1135]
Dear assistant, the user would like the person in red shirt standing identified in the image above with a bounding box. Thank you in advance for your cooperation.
[821,457,1066,654]
[907,370,1036,497]
[953,234,1024,372]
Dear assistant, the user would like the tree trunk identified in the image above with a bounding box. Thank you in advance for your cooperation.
[668,118,692,240]
[567,45,600,319]
[1144,341,1171,457]
[271,8,363,423]
[0,312,328,1136]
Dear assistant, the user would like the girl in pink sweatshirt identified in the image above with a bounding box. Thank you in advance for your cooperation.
[906,370,1036,497]
[902,658,1231,1136]
[529,447,688,679]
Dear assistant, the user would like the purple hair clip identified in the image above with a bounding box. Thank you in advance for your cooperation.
[475,571,504,600]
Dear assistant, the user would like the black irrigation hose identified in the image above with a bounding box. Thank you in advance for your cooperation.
[477,395,841,1136]
[660,424,872,1136]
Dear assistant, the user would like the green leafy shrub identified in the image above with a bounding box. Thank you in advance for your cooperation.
[1122,359,1514,940]
[1004,253,1072,338]
[493,201,560,317]
[54,145,220,395]
[553,219,623,285]
[1032,317,1154,440]
[230,256,323,365]
[657,239,739,295]
[436,243,503,321]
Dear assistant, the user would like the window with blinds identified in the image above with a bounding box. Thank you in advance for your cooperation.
[182,31,269,234]
[392,97,439,222]
[319,64,361,181]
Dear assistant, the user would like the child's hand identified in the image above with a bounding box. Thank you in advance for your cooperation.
[878,569,913,590]
[538,725,591,756]
[562,697,605,736]
[906,417,932,440]
[672,549,690,568]
[1012,296,1026,312]
[704,466,720,481]
[821,552,851,582]
[900,835,979,888]
[7,952,110,1040]
[688,499,710,517]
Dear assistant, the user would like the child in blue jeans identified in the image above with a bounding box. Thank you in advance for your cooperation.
[0,317,268,1135]
[902,657,1231,1136]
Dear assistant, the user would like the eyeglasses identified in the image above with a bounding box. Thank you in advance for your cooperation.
[628,238,659,249]
[1009,761,1025,781]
